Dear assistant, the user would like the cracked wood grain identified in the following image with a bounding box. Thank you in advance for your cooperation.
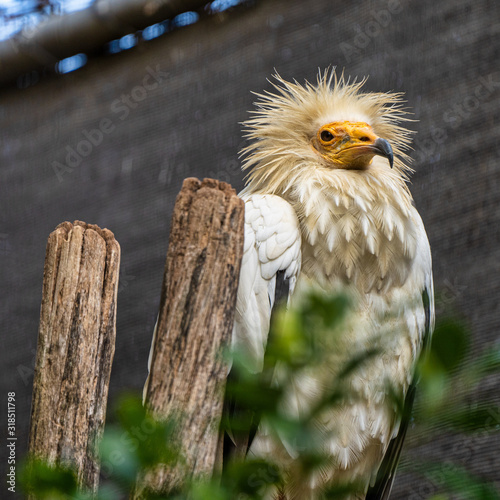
[136,178,244,497]
[28,220,120,496]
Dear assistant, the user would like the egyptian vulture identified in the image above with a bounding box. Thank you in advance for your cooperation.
[227,70,435,499]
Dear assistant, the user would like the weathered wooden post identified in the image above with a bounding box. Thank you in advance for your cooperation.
[136,178,244,497]
[28,221,120,495]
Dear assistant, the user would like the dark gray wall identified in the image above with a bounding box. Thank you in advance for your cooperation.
[1,0,499,497]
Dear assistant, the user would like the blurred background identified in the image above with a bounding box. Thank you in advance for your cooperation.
[1,0,499,498]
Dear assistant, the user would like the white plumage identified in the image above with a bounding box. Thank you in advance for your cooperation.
[232,194,302,374]
[231,70,434,499]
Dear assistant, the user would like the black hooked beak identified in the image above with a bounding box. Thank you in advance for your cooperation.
[373,138,394,169]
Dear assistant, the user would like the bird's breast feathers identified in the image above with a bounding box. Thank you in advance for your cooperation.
[294,168,427,295]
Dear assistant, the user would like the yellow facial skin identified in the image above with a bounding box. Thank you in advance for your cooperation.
[311,121,394,170]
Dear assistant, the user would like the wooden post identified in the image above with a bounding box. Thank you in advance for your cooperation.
[137,178,244,496]
[28,221,120,495]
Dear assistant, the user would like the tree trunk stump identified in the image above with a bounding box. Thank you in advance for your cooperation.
[28,221,120,495]
[137,178,244,496]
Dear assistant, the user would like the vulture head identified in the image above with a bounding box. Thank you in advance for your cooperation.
[241,69,414,196]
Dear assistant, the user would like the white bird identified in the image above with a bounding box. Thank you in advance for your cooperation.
[227,70,435,500]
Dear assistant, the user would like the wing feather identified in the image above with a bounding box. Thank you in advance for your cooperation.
[232,194,302,373]
[223,194,301,464]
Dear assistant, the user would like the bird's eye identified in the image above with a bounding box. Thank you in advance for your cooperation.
[320,130,334,142]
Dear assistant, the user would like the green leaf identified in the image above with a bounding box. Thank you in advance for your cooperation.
[429,317,469,372]
[419,462,500,500]
[303,292,351,330]
[221,458,281,498]
[99,427,141,487]
[443,403,500,434]
[110,394,181,469]
[266,307,314,369]
[18,459,80,499]
[336,347,381,381]
[187,480,232,500]
[323,480,366,499]
[224,371,283,418]
[462,344,500,387]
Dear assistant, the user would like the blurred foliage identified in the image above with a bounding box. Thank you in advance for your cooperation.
[19,291,500,499]
[416,314,500,433]
[409,312,500,500]
[18,459,84,500]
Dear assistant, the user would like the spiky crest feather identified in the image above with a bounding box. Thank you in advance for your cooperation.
[241,69,414,197]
